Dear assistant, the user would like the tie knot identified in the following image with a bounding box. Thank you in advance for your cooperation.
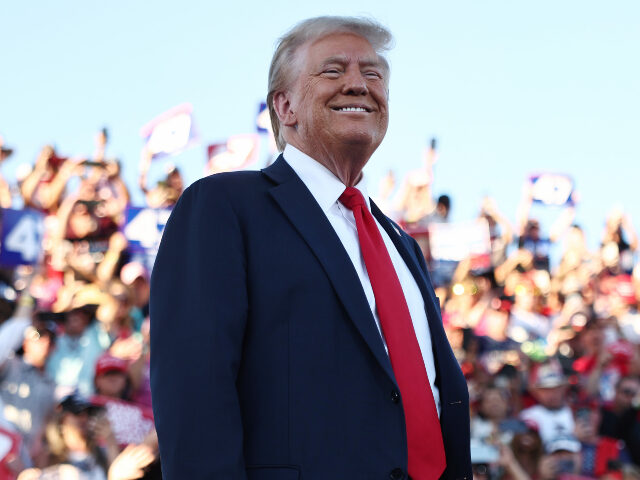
[339,187,366,210]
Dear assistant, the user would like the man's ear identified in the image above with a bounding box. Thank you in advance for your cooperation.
[272,91,297,127]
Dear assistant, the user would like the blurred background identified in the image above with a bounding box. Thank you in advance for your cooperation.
[2,1,639,250]
[1,1,639,479]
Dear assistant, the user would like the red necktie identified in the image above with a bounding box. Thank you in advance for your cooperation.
[339,187,446,480]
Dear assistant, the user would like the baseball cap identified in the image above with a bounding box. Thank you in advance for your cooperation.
[59,392,97,415]
[531,361,568,389]
[545,434,581,453]
[95,353,128,377]
[120,262,149,286]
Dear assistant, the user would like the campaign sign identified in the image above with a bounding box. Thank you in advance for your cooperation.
[206,134,261,174]
[123,207,171,255]
[256,102,271,134]
[529,173,575,206]
[140,103,198,159]
[0,208,45,266]
[91,396,154,448]
[428,219,491,264]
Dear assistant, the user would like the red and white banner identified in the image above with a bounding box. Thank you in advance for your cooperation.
[206,134,260,174]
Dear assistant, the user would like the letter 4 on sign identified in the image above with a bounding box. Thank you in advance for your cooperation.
[123,207,171,253]
[0,209,45,266]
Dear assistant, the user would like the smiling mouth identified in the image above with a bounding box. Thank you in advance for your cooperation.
[331,106,372,113]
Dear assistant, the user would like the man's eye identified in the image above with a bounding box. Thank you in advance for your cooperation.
[364,71,382,79]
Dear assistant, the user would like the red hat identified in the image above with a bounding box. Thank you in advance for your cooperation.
[95,354,128,377]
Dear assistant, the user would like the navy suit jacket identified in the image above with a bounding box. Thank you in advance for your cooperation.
[150,155,472,480]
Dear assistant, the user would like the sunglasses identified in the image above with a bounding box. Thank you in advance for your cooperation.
[620,388,638,397]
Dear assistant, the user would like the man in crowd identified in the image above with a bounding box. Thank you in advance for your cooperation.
[599,375,640,465]
[0,301,57,466]
[520,360,575,448]
[151,15,471,480]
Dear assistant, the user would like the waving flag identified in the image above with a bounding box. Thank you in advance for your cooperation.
[140,103,198,159]
[206,134,260,174]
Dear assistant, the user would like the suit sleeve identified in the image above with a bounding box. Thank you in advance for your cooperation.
[150,179,248,479]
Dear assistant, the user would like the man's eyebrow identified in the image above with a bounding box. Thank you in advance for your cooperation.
[320,55,383,68]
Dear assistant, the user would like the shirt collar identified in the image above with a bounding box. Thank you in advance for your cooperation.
[283,144,370,213]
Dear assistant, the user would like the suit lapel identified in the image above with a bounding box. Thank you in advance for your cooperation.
[263,157,397,386]
[370,201,450,363]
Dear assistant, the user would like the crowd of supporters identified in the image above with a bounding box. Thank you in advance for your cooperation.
[381,149,639,479]
[0,131,638,479]
[0,132,175,479]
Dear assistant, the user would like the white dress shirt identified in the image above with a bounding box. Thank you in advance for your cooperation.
[283,144,441,416]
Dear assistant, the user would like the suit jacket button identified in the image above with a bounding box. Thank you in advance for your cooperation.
[389,468,405,480]
[391,390,400,404]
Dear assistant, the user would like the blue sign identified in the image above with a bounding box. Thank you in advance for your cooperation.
[529,173,575,206]
[0,208,45,266]
[123,207,172,255]
[256,102,270,134]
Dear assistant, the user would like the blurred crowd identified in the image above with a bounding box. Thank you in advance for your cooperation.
[0,131,180,479]
[0,131,638,480]
[380,146,640,479]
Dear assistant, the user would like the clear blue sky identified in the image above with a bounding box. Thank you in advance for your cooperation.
[2,0,639,252]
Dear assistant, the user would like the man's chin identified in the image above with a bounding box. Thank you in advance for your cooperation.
[334,131,384,150]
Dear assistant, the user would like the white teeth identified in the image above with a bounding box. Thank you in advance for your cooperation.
[338,107,367,112]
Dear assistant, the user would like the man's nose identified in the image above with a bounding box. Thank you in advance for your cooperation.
[342,69,368,95]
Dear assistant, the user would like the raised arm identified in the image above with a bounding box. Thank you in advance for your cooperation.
[150,177,249,479]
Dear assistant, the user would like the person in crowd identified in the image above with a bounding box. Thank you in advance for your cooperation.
[46,292,108,398]
[0,300,57,466]
[92,354,129,401]
[138,148,184,209]
[90,353,155,455]
[573,316,635,401]
[128,318,151,409]
[574,401,628,478]
[471,384,513,444]
[520,360,576,448]
[40,394,109,480]
[537,434,583,479]
[603,209,638,275]
[20,146,77,215]
[118,263,149,332]
[515,182,576,272]
[427,194,451,224]
[599,375,640,466]
[504,426,543,480]
[480,196,514,269]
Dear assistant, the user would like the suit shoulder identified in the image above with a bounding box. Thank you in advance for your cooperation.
[192,170,265,192]
[181,170,267,204]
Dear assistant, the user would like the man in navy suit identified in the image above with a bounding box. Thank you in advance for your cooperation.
[150,16,471,480]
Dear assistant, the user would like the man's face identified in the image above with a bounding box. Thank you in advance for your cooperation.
[284,33,389,158]
[533,385,567,410]
[614,379,640,411]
